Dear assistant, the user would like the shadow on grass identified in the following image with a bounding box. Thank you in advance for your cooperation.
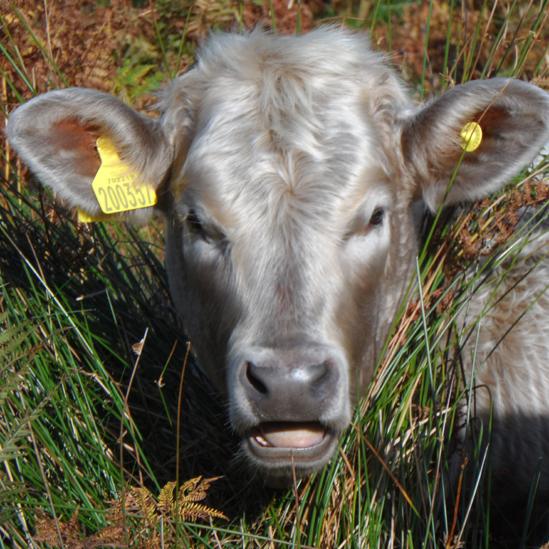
[0,180,274,519]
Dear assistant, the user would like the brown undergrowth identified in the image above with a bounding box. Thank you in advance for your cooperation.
[0,1,324,105]
[375,1,548,93]
[33,476,226,548]
[452,180,549,264]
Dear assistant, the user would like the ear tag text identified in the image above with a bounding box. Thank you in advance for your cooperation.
[460,121,483,152]
[91,136,157,214]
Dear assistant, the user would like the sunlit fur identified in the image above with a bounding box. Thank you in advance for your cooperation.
[457,229,549,494]
[7,27,549,484]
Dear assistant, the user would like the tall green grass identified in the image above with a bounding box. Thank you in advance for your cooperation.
[1,1,548,547]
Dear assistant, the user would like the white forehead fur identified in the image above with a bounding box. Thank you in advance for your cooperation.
[159,26,413,224]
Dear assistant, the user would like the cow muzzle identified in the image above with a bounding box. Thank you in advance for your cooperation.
[230,343,350,481]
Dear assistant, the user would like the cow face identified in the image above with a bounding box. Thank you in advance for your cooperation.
[8,28,548,482]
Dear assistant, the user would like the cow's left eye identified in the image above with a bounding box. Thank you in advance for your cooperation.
[369,207,385,227]
[343,206,388,241]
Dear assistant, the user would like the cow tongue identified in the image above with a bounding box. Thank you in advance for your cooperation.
[258,423,325,448]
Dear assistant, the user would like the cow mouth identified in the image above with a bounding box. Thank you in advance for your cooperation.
[245,422,336,466]
[252,422,326,448]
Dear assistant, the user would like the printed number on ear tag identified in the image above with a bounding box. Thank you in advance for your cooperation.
[460,122,483,152]
[91,136,157,214]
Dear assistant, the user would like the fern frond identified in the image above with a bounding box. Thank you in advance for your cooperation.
[179,475,223,503]
[176,501,228,521]
[179,475,203,495]
[158,480,176,514]
[126,486,157,526]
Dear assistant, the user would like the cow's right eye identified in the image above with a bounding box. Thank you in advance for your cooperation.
[185,209,226,246]
[186,209,206,237]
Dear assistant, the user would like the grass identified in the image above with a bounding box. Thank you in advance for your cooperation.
[1,1,548,547]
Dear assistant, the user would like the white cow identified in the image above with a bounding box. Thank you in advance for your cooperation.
[7,27,549,488]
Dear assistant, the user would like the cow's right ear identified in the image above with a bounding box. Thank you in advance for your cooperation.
[7,88,173,223]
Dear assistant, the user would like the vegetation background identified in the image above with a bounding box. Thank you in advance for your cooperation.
[0,0,548,547]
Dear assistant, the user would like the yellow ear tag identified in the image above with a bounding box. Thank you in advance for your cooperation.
[91,136,157,214]
[460,121,483,152]
[76,209,114,223]
[77,209,98,223]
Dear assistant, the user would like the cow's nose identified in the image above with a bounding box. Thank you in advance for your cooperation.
[239,355,340,420]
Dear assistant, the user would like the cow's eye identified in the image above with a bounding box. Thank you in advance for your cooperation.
[343,206,388,241]
[185,209,226,244]
[186,209,206,237]
[369,207,385,227]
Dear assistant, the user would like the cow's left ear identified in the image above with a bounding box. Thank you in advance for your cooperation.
[7,88,173,224]
[400,78,549,211]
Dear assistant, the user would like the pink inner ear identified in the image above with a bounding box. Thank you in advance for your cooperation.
[52,119,101,177]
[476,106,508,140]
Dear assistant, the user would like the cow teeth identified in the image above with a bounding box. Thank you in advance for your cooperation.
[254,435,271,447]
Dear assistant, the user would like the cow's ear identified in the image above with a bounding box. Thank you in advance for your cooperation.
[7,88,173,223]
[400,78,549,211]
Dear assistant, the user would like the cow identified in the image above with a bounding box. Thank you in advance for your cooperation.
[7,27,549,488]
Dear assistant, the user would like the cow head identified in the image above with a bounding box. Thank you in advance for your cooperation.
[7,28,548,482]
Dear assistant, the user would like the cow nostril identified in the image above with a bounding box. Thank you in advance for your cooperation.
[311,361,331,388]
[245,362,268,395]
